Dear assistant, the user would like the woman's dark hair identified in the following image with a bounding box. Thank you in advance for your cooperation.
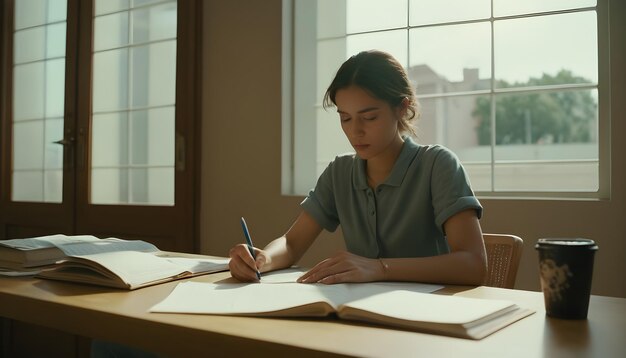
[323,50,419,136]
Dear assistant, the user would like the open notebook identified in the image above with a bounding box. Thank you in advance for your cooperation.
[150,281,534,340]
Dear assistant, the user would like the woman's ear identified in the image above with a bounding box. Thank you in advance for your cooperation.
[396,97,410,118]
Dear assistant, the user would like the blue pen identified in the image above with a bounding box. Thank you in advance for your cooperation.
[240,217,261,279]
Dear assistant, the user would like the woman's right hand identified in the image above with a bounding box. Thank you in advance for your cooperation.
[228,244,268,282]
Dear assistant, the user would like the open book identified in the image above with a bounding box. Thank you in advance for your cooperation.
[150,282,534,340]
[37,251,230,290]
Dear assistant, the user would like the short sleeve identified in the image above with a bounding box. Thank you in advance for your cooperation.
[300,160,341,232]
[430,146,482,230]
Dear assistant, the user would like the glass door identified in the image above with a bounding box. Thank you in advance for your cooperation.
[1,0,199,253]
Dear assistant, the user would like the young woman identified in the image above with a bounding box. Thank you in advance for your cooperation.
[229,50,487,286]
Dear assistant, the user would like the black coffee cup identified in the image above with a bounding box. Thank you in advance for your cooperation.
[535,238,598,319]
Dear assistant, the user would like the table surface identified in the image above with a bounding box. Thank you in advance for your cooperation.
[1,272,625,358]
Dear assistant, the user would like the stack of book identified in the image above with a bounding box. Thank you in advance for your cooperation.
[0,234,229,289]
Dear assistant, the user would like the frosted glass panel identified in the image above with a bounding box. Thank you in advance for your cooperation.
[145,168,174,205]
[12,171,44,202]
[44,170,63,202]
[92,112,129,167]
[130,108,175,166]
[46,59,66,117]
[13,120,44,170]
[94,12,129,51]
[15,0,67,29]
[91,169,126,204]
[132,3,177,43]
[95,0,129,15]
[91,0,177,205]
[12,0,66,203]
[131,41,177,108]
[92,49,129,112]
[13,63,45,121]
[45,118,64,169]
[14,27,45,63]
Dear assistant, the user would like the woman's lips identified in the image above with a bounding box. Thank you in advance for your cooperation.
[353,144,369,150]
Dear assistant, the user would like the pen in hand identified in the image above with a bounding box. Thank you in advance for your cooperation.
[240,217,261,280]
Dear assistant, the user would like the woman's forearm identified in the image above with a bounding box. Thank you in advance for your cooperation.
[260,236,295,272]
[381,251,487,286]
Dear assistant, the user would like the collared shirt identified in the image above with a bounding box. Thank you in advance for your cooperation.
[301,137,482,259]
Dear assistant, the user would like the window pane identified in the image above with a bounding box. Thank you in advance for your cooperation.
[418,95,493,191]
[494,0,596,17]
[409,22,491,94]
[347,30,408,68]
[317,0,346,39]
[410,0,490,26]
[495,11,597,87]
[346,0,407,33]
[493,89,598,191]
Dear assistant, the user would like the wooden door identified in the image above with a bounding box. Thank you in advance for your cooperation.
[0,1,201,356]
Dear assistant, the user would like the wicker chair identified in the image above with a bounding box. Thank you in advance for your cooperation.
[483,234,523,289]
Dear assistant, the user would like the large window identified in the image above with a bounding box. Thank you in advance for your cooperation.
[283,0,608,198]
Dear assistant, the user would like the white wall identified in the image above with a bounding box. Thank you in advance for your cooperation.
[201,0,626,298]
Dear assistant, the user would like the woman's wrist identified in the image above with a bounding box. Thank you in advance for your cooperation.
[378,258,389,281]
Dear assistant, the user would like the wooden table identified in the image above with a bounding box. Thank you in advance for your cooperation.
[1,273,624,357]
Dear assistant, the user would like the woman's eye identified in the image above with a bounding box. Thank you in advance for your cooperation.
[363,116,377,121]
[340,116,351,122]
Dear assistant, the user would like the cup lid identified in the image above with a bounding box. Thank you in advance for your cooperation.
[535,238,598,248]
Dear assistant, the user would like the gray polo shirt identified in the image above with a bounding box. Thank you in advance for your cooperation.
[301,137,482,259]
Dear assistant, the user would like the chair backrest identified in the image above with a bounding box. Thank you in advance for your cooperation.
[483,234,523,289]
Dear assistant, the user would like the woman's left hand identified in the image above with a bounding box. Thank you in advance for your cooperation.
[297,251,384,284]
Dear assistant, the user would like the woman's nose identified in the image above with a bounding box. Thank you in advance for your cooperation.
[351,119,365,136]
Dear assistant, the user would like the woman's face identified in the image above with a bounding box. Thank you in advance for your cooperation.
[335,85,404,161]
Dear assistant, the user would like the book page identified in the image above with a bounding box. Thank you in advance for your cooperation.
[339,290,516,324]
[57,238,158,256]
[62,251,187,288]
[150,281,443,316]
[161,257,229,274]
[151,282,338,316]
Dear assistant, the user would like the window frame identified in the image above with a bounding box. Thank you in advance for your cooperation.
[282,0,610,200]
